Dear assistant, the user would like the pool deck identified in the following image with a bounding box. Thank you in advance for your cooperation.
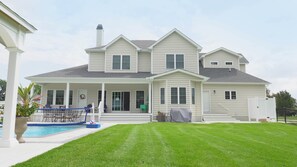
[0,122,117,166]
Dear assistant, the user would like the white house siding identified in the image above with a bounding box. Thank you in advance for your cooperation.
[105,38,137,73]
[152,72,204,121]
[152,81,167,115]
[138,52,151,72]
[240,64,246,72]
[88,52,105,71]
[203,50,240,69]
[203,84,266,121]
[152,32,198,74]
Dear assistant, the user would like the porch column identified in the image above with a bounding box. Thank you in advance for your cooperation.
[101,83,105,112]
[65,82,70,108]
[30,84,34,97]
[200,82,204,121]
[148,82,152,113]
[39,84,43,105]
[0,48,22,147]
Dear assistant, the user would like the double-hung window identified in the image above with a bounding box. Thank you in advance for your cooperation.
[46,90,72,105]
[55,90,65,105]
[171,87,186,104]
[225,61,233,66]
[166,54,184,69]
[225,91,236,100]
[112,55,130,70]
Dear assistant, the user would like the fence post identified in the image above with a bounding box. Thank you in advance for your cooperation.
[284,108,287,123]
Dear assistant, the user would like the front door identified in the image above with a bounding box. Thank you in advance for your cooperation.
[112,92,130,111]
[78,89,87,108]
[203,91,210,113]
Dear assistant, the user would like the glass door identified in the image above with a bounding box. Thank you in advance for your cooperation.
[112,92,130,111]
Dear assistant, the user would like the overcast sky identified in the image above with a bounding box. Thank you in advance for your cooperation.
[0,0,296,98]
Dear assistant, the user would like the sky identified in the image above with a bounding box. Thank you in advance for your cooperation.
[0,0,296,98]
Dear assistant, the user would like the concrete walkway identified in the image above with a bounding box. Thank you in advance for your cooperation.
[0,123,116,167]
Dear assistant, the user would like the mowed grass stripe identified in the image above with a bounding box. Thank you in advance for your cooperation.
[15,123,297,167]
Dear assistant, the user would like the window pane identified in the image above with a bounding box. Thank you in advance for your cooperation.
[113,55,121,69]
[56,90,64,105]
[112,92,121,111]
[69,90,73,105]
[191,88,195,104]
[225,91,230,100]
[46,90,54,105]
[166,54,174,69]
[171,87,178,104]
[226,61,233,65]
[211,61,218,65]
[176,54,184,69]
[122,55,130,69]
[160,88,165,104]
[231,91,236,100]
[136,91,144,108]
[179,87,186,104]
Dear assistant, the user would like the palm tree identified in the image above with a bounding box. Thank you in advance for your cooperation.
[16,83,39,117]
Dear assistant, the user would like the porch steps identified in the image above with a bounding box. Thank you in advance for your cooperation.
[100,113,152,122]
[203,114,240,123]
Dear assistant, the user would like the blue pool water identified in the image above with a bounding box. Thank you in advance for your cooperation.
[0,125,84,137]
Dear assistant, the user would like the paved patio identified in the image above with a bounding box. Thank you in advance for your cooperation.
[0,123,116,166]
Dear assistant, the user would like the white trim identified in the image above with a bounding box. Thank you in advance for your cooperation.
[170,86,187,105]
[165,80,168,113]
[45,89,68,106]
[151,49,154,74]
[104,35,140,50]
[148,69,209,81]
[112,55,131,70]
[200,83,203,119]
[200,47,243,59]
[205,82,269,85]
[0,2,37,32]
[148,28,202,50]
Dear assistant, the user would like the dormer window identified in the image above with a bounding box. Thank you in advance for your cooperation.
[225,61,233,65]
[210,61,218,65]
[166,54,184,69]
[112,55,130,70]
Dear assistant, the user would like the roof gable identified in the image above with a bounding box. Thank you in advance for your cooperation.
[148,28,202,50]
[200,47,242,59]
[104,35,140,50]
[148,69,208,81]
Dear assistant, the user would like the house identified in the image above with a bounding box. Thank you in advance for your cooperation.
[27,24,269,122]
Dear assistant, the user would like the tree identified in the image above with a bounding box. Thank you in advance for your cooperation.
[0,79,6,101]
[273,90,296,116]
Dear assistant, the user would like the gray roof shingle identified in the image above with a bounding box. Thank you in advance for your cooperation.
[86,40,157,51]
[200,67,268,83]
[28,65,153,78]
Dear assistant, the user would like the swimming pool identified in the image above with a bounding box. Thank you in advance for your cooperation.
[0,125,84,137]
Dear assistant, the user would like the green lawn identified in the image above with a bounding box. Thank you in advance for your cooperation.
[15,123,297,167]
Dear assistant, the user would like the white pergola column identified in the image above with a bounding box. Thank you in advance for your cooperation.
[0,48,22,147]
[65,82,70,108]
[101,83,105,112]
[148,82,152,114]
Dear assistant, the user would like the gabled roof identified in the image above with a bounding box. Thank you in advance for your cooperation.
[103,35,140,50]
[200,47,243,59]
[148,28,203,50]
[0,2,37,33]
[147,69,209,81]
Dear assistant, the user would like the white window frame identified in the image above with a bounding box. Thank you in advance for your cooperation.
[210,61,219,66]
[160,88,165,104]
[225,61,233,66]
[112,55,130,70]
[225,90,237,100]
[166,54,184,69]
[171,87,187,104]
